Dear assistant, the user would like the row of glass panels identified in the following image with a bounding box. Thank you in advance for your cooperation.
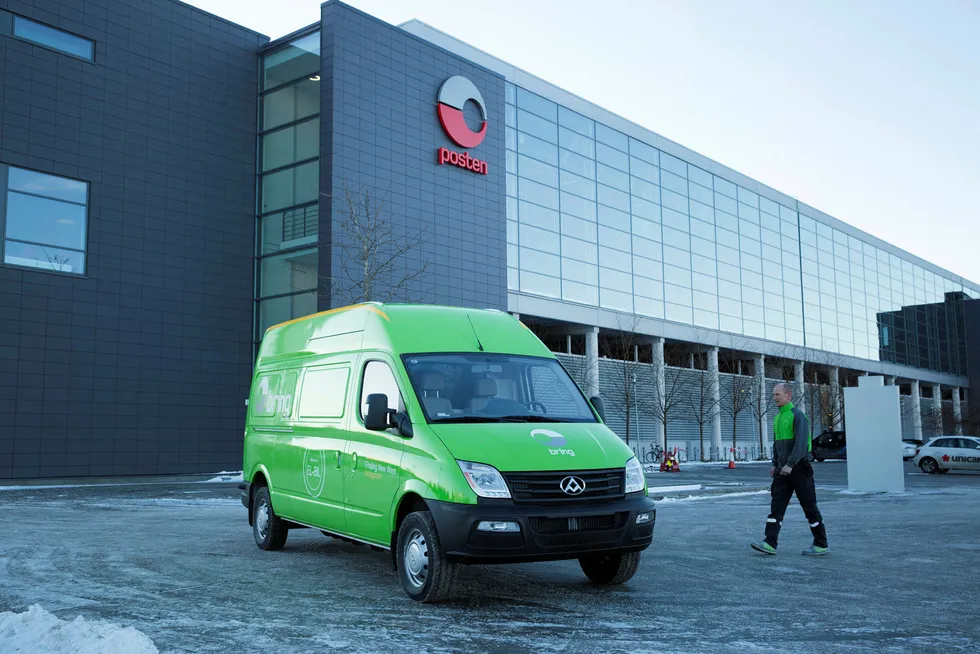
[503,81,975,364]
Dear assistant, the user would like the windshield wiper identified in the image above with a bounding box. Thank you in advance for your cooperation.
[496,415,580,423]
[430,416,528,424]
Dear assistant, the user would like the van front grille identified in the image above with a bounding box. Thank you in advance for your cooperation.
[528,512,628,534]
[503,468,624,504]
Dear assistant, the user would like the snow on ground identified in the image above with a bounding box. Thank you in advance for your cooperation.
[203,471,243,483]
[654,489,769,504]
[0,605,159,654]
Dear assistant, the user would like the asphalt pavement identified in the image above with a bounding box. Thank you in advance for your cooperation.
[2,464,979,653]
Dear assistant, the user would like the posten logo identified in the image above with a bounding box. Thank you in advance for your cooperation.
[436,75,489,175]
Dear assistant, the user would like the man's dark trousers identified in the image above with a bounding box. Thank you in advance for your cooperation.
[764,460,828,549]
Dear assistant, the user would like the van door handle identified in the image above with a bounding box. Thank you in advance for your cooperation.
[351,452,358,470]
[335,451,342,469]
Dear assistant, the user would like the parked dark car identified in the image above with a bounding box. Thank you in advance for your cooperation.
[812,430,846,461]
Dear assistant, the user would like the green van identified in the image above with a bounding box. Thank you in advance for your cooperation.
[239,303,656,602]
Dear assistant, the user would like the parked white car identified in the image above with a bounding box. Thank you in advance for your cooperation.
[913,436,980,474]
[903,439,924,461]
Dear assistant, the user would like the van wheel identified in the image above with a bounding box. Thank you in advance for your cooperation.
[252,486,288,551]
[396,511,456,603]
[579,551,641,585]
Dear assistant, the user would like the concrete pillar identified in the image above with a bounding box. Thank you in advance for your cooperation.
[634,345,640,363]
[653,337,665,450]
[756,354,769,457]
[708,346,722,461]
[931,384,943,436]
[910,380,923,442]
[688,353,696,369]
[885,376,896,386]
[566,334,572,355]
[952,388,963,436]
[794,361,805,415]
[585,327,599,399]
[829,366,841,430]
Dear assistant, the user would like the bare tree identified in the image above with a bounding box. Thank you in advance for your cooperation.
[818,383,846,434]
[599,325,649,446]
[719,343,754,459]
[649,343,687,452]
[922,403,945,439]
[686,362,718,462]
[749,366,777,461]
[323,180,430,305]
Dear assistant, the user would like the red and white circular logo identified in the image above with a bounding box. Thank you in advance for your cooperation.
[437,76,487,149]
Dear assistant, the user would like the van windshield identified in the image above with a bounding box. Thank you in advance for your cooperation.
[401,353,598,424]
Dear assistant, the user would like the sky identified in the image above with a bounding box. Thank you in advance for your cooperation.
[185,0,980,285]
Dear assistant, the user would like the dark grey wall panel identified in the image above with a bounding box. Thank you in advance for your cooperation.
[319,2,507,311]
[965,299,980,422]
[0,0,268,479]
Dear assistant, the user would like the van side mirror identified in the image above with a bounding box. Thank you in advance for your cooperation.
[589,395,606,422]
[365,393,393,430]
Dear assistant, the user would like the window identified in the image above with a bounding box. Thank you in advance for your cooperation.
[360,361,404,419]
[261,118,319,171]
[403,353,598,422]
[258,292,316,334]
[263,32,320,90]
[299,367,350,419]
[11,15,94,61]
[262,78,320,131]
[3,166,88,275]
[259,248,318,297]
[260,161,318,213]
[251,373,282,418]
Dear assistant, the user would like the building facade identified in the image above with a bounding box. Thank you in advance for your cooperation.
[0,0,977,479]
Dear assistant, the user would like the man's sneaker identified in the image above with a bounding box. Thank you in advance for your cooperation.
[751,541,777,555]
[802,545,829,556]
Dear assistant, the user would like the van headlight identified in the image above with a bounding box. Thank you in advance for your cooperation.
[457,460,511,499]
[625,456,645,494]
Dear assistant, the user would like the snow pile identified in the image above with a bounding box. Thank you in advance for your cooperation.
[0,605,159,654]
[203,471,243,483]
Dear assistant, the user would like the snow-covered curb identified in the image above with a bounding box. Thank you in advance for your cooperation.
[0,605,158,654]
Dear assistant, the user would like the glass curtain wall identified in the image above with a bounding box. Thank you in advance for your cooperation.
[504,81,976,374]
[255,31,321,341]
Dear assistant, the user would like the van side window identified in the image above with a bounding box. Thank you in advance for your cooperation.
[251,372,282,418]
[298,367,350,419]
[361,361,404,419]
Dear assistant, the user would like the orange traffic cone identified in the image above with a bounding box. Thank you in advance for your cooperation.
[727,447,736,469]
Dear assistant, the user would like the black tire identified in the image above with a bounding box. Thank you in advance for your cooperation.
[579,551,641,585]
[252,486,288,551]
[919,457,939,474]
[814,457,824,462]
[396,511,456,603]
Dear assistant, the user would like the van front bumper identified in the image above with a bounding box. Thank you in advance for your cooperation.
[426,494,656,564]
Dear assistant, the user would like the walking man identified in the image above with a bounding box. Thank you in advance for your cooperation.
[751,382,829,556]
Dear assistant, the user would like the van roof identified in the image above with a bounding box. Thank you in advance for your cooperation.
[257,303,553,364]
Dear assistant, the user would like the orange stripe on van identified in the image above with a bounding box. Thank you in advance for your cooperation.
[264,303,389,334]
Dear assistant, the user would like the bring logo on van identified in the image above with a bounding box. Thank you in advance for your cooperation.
[303,449,327,497]
[531,429,576,457]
